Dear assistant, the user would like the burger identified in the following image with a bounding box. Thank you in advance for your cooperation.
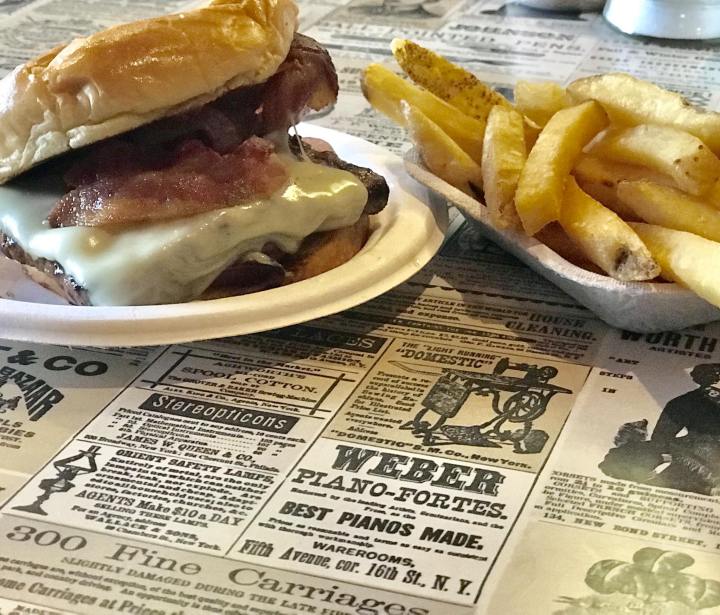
[0,0,388,306]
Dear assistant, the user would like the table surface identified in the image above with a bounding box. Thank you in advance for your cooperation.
[0,2,719,615]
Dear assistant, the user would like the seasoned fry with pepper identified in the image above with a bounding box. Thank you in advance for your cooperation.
[391,38,511,122]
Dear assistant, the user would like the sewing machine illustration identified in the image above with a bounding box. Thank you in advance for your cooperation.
[397,358,571,452]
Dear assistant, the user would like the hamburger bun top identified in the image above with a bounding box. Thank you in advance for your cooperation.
[0,0,298,184]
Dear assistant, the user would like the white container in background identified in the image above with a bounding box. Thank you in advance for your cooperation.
[604,0,720,39]
[519,0,604,10]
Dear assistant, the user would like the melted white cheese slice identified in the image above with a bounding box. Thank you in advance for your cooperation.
[0,155,368,305]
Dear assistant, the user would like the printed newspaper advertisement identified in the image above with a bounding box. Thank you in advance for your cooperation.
[479,325,720,614]
[0,229,596,613]
[0,1,719,614]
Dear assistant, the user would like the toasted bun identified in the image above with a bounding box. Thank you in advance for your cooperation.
[0,0,298,184]
[284,213,370,283]
[202,215,370,299]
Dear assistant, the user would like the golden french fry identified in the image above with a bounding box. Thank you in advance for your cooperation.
[361,63,485,164]
[535,223,603,274]
[589,125,720,196]
[574,154,674,188]
[523,117,541,149]
[515,101,609,235]
[391,38,512,124]
[617,180,720,242]
[568,73,720,153]
[572,154,674,219]
[403,101,483,195]
[514,81,571,127]
[630,223,720,307]
[559,177,659,281]
[708,179,720,208]
[572,180,634,220]
[481,105,526,229]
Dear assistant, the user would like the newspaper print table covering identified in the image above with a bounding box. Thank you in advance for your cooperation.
[0,1,719,614]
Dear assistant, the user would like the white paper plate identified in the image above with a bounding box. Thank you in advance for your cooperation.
[404,149,720,333]
[0,125,448,346]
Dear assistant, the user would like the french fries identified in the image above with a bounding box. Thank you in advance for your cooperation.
[589,125,720,196]
[617,180,720,243]
[568,73,720,154]
[514,81,571,127]
[535,223,602,274]
[631,223,720,307]
[360,39,720,309]
[572,154,674,219]
[709,179,720,208]
[403,101,483,195]
[391,38,512,123]
[515,100,608,235]
[573,154,674,190]
[559,178,659,281]
[390,39,545,151]
[481,105,526,228]
[361,63,485,164]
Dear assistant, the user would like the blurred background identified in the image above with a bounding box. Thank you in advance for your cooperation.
[519,0,720,39]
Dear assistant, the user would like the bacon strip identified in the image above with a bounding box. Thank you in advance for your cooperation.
[48,137,289,228]
[47,33,339,229]
[259,32,339,135]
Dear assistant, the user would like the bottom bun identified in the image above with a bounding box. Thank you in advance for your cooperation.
[285,213,370,283]
[202,214,370,299]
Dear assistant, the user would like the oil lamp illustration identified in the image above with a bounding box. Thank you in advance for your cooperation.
[13,445,100,516]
